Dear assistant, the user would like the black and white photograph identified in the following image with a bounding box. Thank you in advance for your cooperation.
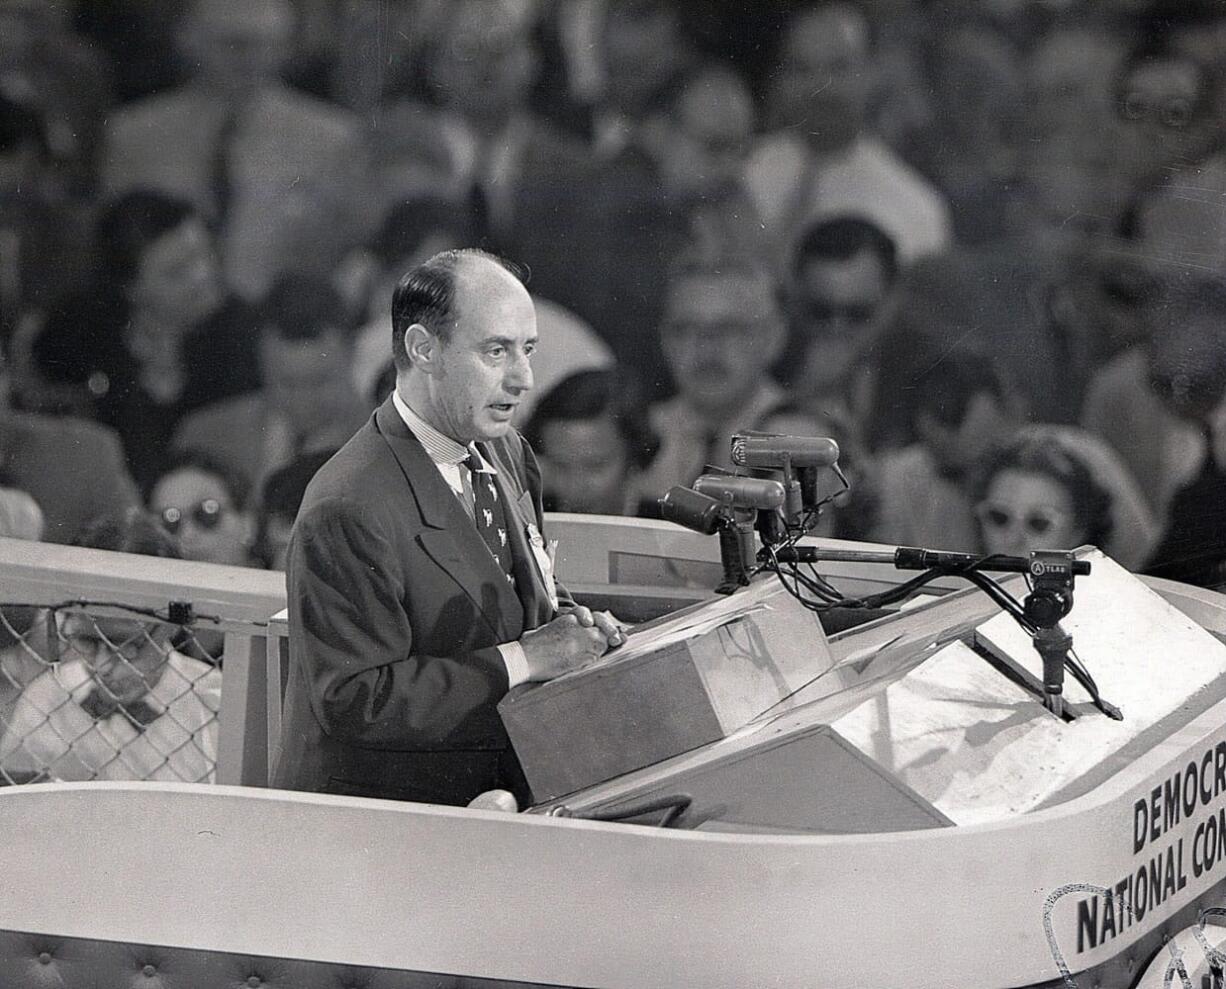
[1,0,1226,985]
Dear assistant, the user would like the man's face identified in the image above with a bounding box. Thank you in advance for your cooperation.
[129,218,224,329]
[60,613,173,706]
[662,273,782,422]
[767,6,869,150]
[601,1,688,114]
[182,0,293,98]
[428,0,536,120]
[792,248,892,390]
[918,391,1013,479]
[1147,318,1226,423]
[538,417,629,515]
[260,328,354,438]
[659,73,754,200]
[424,260,537,444]
[1118,56,1210,186]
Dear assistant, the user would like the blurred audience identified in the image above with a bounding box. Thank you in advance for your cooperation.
[0,0,1220,587]
[0,92,91,348]
[635,258,787,503]
[869,343,1019,551]
[252,449,335,571]
[780,215,901,447]
[100,0,369,301]
[32,190,261,486]
[0,338,140,543]
[172,273,367,495]
[1082,277,1226,523]
[745,2,952,267]
[523,368,659,516]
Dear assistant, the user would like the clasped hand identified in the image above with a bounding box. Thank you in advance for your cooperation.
[519,606,626,681]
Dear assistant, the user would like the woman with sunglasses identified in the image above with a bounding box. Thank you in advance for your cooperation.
[145,450,254,569]
[971,426,1157,568]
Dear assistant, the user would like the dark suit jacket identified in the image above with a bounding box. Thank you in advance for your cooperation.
[0,412,140,543]
[272,398,565,806]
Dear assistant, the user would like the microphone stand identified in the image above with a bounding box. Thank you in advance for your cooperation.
[771,545,1089,715]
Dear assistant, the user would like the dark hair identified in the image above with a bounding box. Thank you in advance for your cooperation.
[1145,275,1226,408]
[96,189,201,291]
[146,448,251,512]
[259,449,335,518]
[372,198,480,268]
[792,215,899,285]
[389,248,525,372]
[522,368,660,470]
[259,272,352,344]
[252,448,335,566]
[971,436,1114,549]
[74,508,183,559]
[0,93,49,159]
[1114,38,1212,125]
[910,339,1010,430]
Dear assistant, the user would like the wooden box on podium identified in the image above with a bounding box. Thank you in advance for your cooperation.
[499,577,833,802]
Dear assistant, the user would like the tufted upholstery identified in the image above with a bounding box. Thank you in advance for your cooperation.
[0,930,566,989]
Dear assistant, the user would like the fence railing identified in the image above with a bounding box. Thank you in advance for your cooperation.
[0,536,285,788]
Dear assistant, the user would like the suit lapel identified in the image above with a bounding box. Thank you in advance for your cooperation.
[374,400,523,642]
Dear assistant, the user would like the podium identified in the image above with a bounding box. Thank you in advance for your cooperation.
[511,548,1226,833]
[499,576,833,802]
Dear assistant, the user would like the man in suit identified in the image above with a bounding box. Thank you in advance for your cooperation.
[100,0,369,302]
[171,274,369,495]
[273,250,622,807]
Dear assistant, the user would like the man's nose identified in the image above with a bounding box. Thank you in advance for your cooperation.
[505,350,534,392]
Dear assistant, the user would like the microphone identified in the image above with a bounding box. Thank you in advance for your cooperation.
[730,434,841,469]
[659,486,725,535]
[693,474,786,510]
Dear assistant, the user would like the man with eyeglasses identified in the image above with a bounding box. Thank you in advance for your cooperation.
[633,258,788,506]
[1126,37,1226,276]
[273,249,623,808]
[780,215,900,448]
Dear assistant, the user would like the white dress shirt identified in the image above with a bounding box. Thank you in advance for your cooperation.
[393,391,531,687]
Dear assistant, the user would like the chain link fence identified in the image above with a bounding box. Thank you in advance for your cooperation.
[0,602,226,785]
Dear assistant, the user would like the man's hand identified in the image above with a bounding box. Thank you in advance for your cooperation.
[519,609,620,681]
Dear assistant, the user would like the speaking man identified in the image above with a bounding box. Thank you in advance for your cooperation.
[273,249,622,806]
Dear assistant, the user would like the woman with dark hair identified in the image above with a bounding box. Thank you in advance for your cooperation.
[522,368,659,516]
[32,189,261,486]
[972,436,1113,558]
[970,426,1157,567]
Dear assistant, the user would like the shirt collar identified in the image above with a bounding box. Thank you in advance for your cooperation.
[392,390,496,472]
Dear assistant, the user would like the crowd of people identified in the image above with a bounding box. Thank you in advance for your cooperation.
[1,0,1225,595]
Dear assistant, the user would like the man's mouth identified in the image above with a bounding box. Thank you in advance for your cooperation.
[489,402,517,417]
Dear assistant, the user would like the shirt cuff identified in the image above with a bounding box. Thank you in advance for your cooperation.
[498,641,530,689]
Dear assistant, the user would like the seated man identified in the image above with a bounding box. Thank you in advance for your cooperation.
[1,340,140,543]
[0,510,222,783]
[635,257,788,506]
[171,273,370,495]
[522,368,659,516]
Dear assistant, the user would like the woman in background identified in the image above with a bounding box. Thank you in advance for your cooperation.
[971,426,1156,568]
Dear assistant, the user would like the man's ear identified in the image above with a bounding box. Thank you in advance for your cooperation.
[405,323,440,374]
